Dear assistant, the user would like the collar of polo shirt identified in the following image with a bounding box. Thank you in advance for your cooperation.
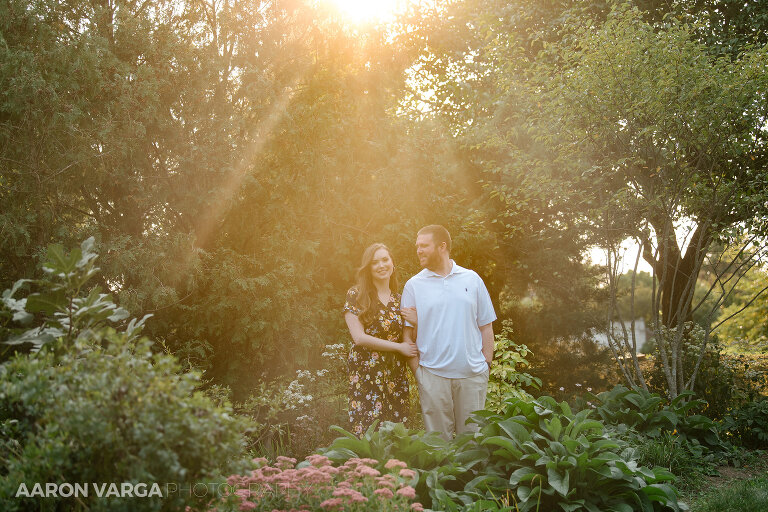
[422,260,468,278]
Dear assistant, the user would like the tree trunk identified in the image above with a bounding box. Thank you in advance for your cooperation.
[644,219,711,328]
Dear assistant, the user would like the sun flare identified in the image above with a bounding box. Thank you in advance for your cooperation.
[325,0,410,24]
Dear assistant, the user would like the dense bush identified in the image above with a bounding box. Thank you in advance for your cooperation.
[0,336,249,511]
[720,398,768,449]
[700,352,768,419]
[0,239,249,511]
[643,331,768,421]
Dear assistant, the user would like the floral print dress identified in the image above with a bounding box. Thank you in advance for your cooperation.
[344,287,410,436]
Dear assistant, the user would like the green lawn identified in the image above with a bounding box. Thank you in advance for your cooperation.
[690,476,768,512]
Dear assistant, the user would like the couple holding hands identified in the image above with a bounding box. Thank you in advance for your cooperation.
[343,225,496,440]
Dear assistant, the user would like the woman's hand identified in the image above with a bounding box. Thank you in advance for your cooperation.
[400,307,417,326]
[398,341,418,358]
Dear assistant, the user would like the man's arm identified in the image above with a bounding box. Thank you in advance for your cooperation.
[403,325,419,374]
[479,322,494,367]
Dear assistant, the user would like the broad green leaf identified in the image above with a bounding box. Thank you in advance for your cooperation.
[547,467,570,497]
[497,417,533,441]
[26,290,68,314]
[481,436,524,460]
[546,416,563,440]
[509,467,538,485]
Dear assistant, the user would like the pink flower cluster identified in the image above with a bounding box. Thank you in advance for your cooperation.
[212,456,424,512]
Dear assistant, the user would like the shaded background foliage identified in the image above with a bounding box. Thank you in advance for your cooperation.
[0,0,507,400]
[3,0,767,405]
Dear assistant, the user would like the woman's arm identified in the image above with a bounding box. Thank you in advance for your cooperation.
[345,312,418,358]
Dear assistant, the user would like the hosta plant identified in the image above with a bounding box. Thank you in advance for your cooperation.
[454,396,687,512]
[590,385,726,454]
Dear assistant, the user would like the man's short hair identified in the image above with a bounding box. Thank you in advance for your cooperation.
[418,225,452,253]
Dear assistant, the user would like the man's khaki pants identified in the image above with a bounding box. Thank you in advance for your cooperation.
[415,365,489,440]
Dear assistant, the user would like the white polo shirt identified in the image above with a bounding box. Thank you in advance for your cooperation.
[401,261,496,378]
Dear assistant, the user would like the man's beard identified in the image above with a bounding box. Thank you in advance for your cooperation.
[424,251,441,270]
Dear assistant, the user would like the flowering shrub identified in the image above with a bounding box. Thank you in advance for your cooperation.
[237,343,348,459]
[210,455,424,512]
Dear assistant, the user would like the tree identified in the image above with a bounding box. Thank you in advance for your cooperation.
[403,0,768,398]
[0,0,487,397]
[715,263,768,352]
[491,4,768,397]
[398,0,614,382]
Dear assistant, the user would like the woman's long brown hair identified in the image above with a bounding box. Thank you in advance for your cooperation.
[353,243,399,326]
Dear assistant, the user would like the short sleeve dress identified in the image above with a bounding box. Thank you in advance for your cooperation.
[343,287,410,436]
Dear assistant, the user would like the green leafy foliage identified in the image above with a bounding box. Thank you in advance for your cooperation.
[0,335,249,511]
[717,265,768,352]
[486,321,541,413]
[630,431,709,493]
[646,335,768,421]
[1,237,148,356]
[720,399,768,449]
[317,396,688,512]
[317,421,466,509]
[590,385,727,455]
[454,396,686,512]
[0,239,250,511]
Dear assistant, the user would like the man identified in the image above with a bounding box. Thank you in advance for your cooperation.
[401,225,496,439]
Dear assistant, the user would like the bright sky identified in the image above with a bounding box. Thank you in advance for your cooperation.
[588,241,654,275]
[588,218,705,275]
[324,0,420,23]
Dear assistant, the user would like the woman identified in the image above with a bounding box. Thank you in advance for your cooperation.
[343,243,418,436]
